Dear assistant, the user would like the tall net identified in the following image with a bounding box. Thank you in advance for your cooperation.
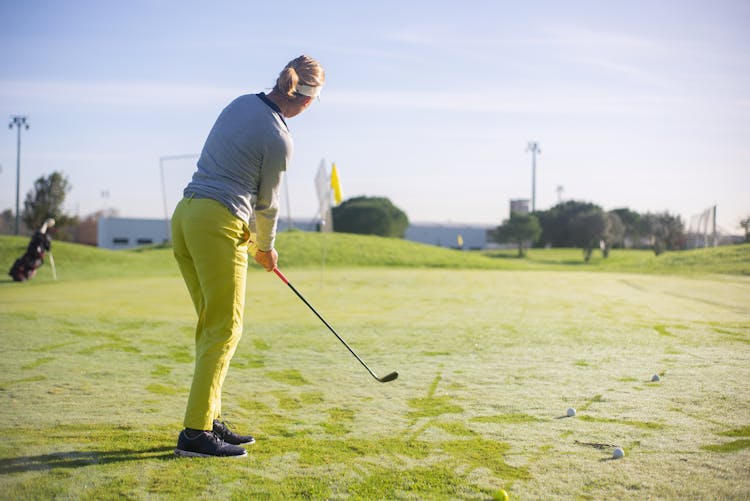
[687,205,716,248]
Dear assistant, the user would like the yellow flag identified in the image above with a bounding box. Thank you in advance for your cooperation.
[330,163,343,205]
[457,234,464,248]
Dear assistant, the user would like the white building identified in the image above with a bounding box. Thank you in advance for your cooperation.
[97,217,170,250]
[97,217,496,250]
[510,199,530,215]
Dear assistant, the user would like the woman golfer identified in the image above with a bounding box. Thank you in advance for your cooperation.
[171,55,325,457]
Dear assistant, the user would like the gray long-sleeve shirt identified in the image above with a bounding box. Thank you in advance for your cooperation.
[184,93,293,251]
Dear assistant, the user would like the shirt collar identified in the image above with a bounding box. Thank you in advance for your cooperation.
[257,92,288,129]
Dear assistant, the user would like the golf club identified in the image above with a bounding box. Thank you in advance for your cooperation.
[273,267,398,383]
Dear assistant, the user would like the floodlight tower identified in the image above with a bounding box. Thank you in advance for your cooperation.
[526,141,541,212]
[9,116,30,235]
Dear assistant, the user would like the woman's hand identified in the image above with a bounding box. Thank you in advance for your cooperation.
[254,248,278,272]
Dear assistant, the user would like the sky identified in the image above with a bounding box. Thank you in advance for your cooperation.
[1,0,748,234]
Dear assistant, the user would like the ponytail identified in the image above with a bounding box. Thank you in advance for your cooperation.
[276,66,300,99]
[273,55,325,99]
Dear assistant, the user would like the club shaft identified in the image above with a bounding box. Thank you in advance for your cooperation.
[48,252,57,280]
[273,267,381,380]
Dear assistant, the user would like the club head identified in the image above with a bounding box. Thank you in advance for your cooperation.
[378,371,398,383]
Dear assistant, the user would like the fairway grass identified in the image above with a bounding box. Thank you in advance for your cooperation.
[1,264,748,499]
[2,235,749,280]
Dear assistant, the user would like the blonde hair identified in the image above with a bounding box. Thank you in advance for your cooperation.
[274,55,325,99]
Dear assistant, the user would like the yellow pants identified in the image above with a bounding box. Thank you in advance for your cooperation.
[171,197,250,430]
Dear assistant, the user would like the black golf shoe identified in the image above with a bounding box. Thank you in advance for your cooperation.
[213,419,256,445]
[174,429,247,458]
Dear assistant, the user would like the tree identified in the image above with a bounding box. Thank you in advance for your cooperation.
[740,216,750,243]
[642,212,685,255]
[0,209,13,234]
[22,171,77,238]
[71,208,119,246]
[332,196,409,238]
[570,208,607,262]
[535,200,602,248]
[74,213,99,246]
[609,208,642,248]
[601,212,625,257]
[490,212,542,257]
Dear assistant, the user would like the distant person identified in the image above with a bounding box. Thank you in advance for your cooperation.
[171,55,325,458]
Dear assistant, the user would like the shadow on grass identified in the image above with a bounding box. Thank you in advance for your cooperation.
[483,252,524,260]
[0,446,175,474]
[533,259,588,266]
[482,251,588,266]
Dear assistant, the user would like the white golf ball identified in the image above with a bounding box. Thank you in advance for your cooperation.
[613,447,625,459]
[651,374,661,382]
[566,407,576,417]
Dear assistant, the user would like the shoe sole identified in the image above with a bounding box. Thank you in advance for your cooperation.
[174,448,247,458]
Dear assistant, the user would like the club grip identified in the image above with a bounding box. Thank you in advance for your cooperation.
[273,267,289,284]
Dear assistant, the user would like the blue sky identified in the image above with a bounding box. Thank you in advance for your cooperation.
[1,0,748,234]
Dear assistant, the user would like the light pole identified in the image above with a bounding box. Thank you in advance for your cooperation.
[9,116,30,235]
[101,190,110,213]
[526,141,541,212]
[159,154,198,242]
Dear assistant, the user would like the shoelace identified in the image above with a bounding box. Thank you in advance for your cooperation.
[186,429,227,445]
[206,430,233,447]
[215,420,239,437]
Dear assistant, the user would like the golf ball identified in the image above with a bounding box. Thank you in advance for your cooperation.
[494,488,509,501]
[613,447,625,459]
[651,374,661,382]
[567,407,576,417]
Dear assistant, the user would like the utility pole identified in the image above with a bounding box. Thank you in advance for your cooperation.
[526,141,541,212]
[556,185,564,204]
[712,205,717,247]
[9,116,30,235]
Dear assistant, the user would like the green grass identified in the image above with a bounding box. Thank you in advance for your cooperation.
[2,233,749,280]
[0,233,749,499]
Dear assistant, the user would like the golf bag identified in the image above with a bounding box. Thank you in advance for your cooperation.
[8,220,54,282]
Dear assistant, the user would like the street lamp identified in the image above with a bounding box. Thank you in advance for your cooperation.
[526,141,541,213]
[9,115,30,235]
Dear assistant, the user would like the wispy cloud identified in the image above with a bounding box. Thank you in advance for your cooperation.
[530,24,749,96]
[380,27,444,47]
[0,80,242,111]
[542,25,661,51]
[325,89,684,115]
[564,56,672,88]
